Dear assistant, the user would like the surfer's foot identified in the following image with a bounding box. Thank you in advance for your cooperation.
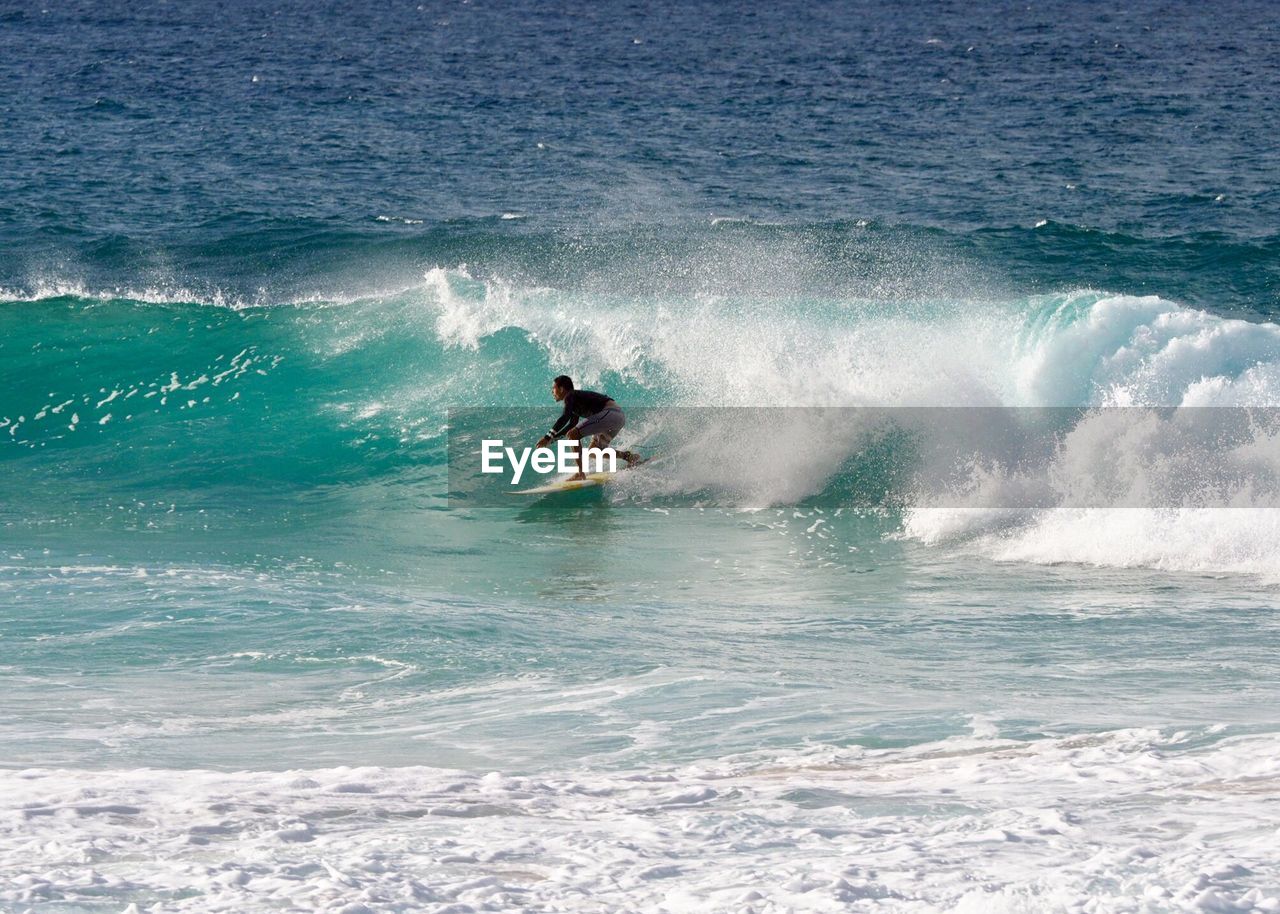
[570,471,587,481]
[621,450,644,467]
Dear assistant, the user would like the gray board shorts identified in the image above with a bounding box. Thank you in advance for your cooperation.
[576,405,625,446]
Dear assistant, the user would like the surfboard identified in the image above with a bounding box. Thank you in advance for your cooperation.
[512,471,616,495]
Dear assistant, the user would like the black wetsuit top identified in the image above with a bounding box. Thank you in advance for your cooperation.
[548,389,612,439]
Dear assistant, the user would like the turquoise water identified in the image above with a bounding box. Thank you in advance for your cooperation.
[3,1,1280,910]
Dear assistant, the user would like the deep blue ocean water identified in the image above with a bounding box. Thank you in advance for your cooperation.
[2,2,1280,911]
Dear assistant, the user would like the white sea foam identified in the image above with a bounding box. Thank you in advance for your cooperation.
[904,507,1280,582]
[2,728,1277,913]
[419,270,1280,576]
[419,273,1280,413]
[420,265,1017,406]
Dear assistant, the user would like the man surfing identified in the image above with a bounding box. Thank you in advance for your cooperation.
[534,375,643,480]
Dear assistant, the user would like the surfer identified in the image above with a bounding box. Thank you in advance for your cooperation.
[534,375,643,480]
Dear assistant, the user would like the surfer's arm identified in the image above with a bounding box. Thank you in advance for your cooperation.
[536,405,576,448]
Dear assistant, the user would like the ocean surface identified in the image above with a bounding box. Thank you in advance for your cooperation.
[3,1,1280,911]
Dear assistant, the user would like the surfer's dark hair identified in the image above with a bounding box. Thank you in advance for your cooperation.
[553,375,574,390]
